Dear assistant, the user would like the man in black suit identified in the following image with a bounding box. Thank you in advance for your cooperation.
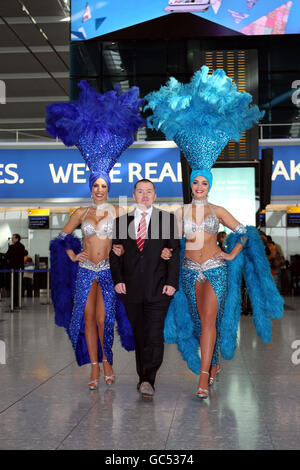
[5,234,26,308]
[109,179,180,398]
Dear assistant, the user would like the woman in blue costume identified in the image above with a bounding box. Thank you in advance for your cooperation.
[144,66,284,399]
[46,81,145,390]
[170,172,249,398]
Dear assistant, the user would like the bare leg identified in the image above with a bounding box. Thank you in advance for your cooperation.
[84,279,100,383]
[195,279,219,393]
[95,281,114,384]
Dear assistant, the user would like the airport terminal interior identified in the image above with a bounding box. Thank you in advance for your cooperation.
[0,0,300,452]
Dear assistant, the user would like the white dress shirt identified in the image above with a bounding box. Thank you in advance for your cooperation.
[134,206,153,238]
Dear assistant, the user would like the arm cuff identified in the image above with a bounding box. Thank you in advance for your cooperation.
[233,223,247,234]
[233,224,248,247]
[58,231,67,240]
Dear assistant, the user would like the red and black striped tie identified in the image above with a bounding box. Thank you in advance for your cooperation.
[136,212,147,252]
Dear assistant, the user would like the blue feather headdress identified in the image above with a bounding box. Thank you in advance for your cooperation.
[46,81,145,190]
[144,66,264,187]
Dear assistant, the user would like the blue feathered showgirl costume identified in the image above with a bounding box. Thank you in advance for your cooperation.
[46,81,145,366]
[144,66,284,374]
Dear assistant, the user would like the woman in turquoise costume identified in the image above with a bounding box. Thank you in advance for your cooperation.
[144,66,284,399]
[46,81,145,390]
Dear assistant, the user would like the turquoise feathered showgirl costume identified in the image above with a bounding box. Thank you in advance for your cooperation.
[144,66,284,374]
[46,81,145,366]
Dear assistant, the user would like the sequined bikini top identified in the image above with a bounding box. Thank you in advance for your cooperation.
[81,207,114,238]
[183,204,219,236]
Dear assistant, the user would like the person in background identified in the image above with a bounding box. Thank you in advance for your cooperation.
[267,235,286,292]
[5,234,25,308]
[23,257,34,298]
[259,231,271,258]
[217,231,227,252]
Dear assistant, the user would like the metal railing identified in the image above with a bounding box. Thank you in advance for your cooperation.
[259,122,300,140]
[0,268,51,311]
[0,128,56,142]
[1,124,300,143]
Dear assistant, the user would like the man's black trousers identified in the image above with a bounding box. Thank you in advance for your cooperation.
[124,299,171,387]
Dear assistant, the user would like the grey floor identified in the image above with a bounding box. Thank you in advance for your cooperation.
[0,295,300,451]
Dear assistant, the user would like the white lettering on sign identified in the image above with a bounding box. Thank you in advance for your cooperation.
[73,163,86,183]
[128,163,142,182]
[290,160,300,180]
[0,163,20,184]
[272,161,290,181]
[272,160,300,181]
[110,163,122,183]
[158,162,177,182]
[177,162,182,182]
[47,161,184,185]
[145,162,158,182]
[49,163,89,184]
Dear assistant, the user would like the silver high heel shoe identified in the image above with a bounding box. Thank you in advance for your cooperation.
[209,365,221,386]
[88,362,100,390]
[196,371,209,399]
[103,359,115,385]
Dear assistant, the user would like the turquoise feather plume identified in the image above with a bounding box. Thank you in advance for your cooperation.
[144,66,264,142]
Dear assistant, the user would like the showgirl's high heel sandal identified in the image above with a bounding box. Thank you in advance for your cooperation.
[196,371,209,399]
[88,362,100,390]
[209,365,221,386]
[103,359,115,385]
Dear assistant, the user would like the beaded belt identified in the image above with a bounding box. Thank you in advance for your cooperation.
[79,258,110,272]
[182,256,226,283]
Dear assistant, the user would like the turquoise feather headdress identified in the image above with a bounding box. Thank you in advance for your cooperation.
[144,66,264,172]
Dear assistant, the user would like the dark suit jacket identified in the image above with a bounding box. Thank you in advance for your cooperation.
[5,241,25,269]
[109,207,180,303]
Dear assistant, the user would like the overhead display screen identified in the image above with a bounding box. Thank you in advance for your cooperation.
[71,0,300,41]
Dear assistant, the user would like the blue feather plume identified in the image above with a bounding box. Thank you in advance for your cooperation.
[221,226,284,360]
[46,81,145,147]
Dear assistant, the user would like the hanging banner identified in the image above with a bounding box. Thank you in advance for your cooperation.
[260,144,300,196]
[0,146,182,199]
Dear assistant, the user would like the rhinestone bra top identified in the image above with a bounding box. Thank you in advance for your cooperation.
[183,204,219,236]
[81,208,113,239]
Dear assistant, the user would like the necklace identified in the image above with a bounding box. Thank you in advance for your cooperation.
[90,202,109,210]
[192,198,208,206]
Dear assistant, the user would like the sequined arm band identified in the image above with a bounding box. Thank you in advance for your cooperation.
[57,232,81,251]
[58,231,67,240]
[233,224,248,247]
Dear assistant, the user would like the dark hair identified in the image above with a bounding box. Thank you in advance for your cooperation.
[13,234,21,242]
[217,231,226,241]
[134,179,156,192]
[27,257,33,263]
